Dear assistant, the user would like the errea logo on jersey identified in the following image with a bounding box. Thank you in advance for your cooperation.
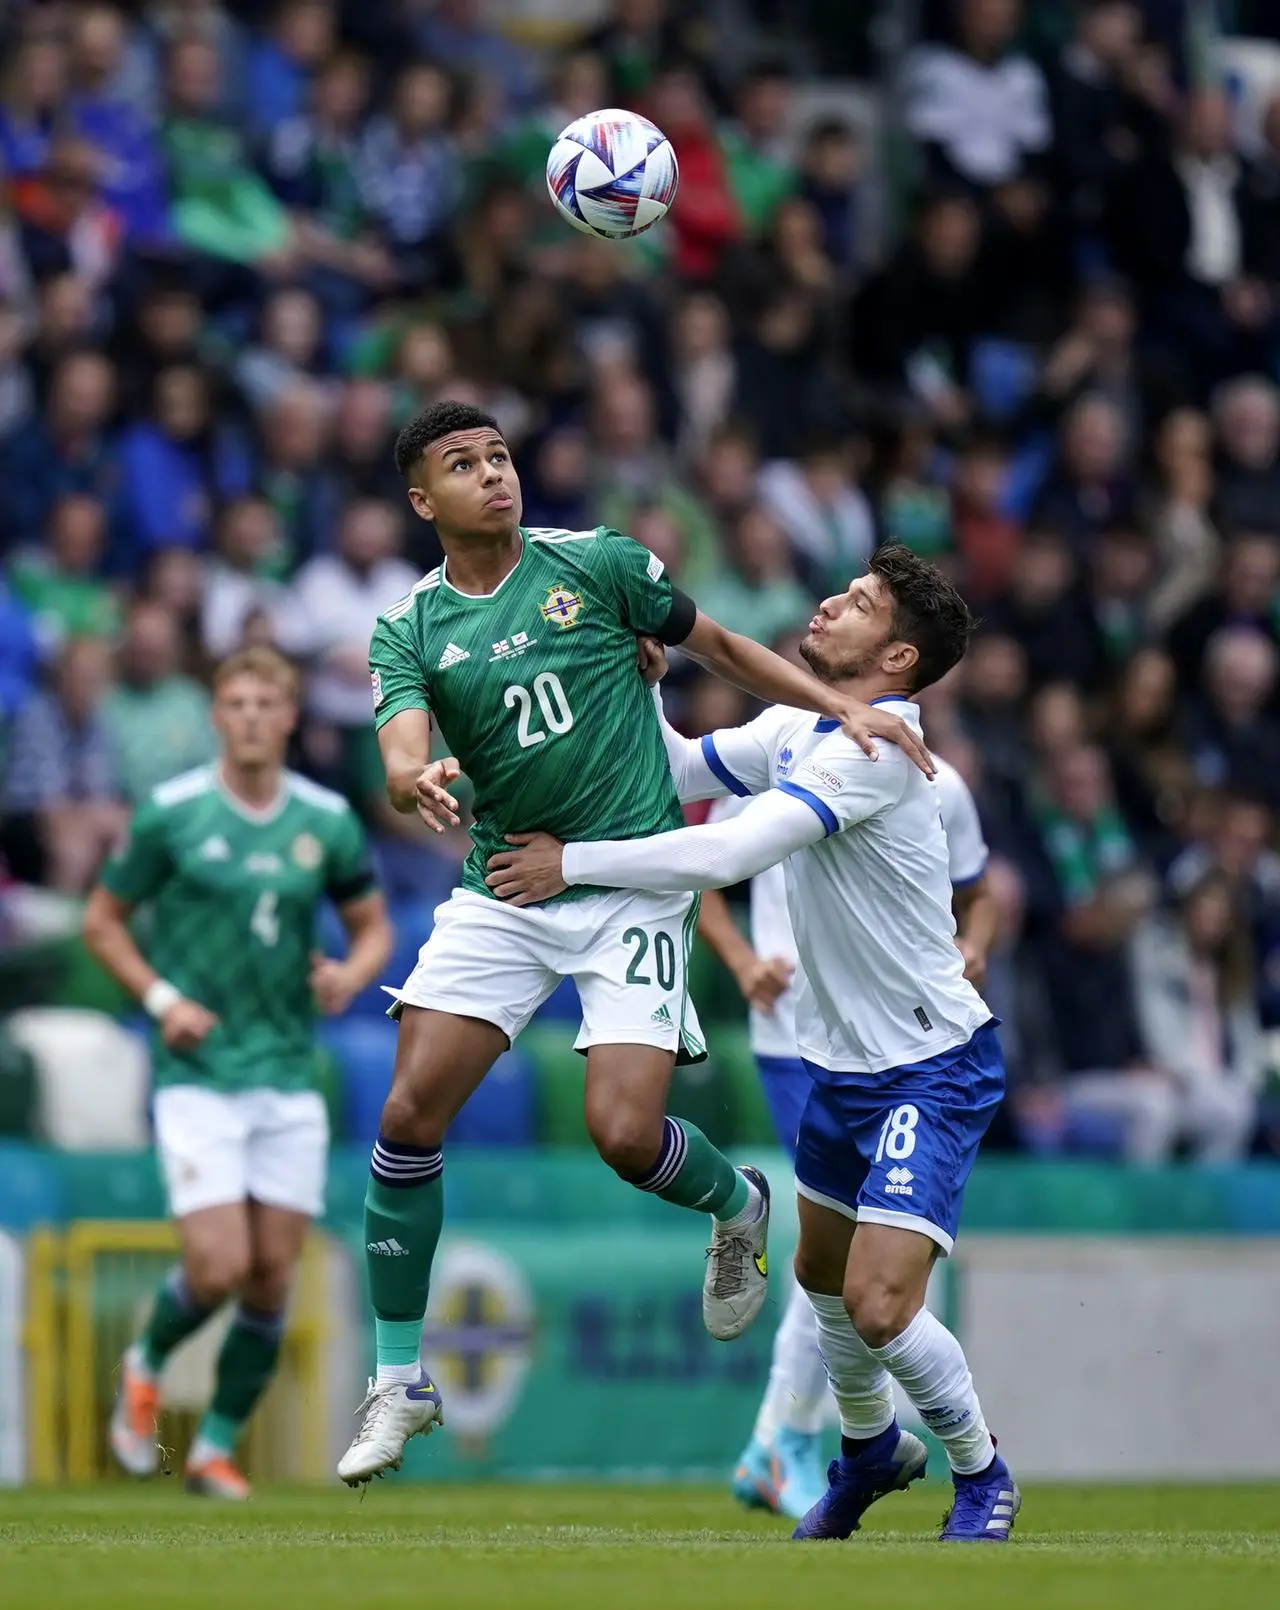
[438,642,471,670]
[776,746,794,777]
[489,631,536,663]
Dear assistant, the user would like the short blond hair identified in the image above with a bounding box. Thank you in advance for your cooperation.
[213,645,301,702]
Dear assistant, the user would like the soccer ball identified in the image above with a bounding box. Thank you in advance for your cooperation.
[546,108,679,240]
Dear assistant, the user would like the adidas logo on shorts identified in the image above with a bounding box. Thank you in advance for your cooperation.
[437,642,470,670]
[650,1003,673,1026]
[366,1238,410,1256]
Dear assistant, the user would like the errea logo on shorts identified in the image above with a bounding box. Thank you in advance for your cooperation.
[884,1167,914,1196]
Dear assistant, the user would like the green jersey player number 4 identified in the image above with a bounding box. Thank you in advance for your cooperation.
[339,400,935,1489]
[83,647,393,1501]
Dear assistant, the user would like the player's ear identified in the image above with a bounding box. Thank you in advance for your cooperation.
[885,640,919,679]
[407,484,434,522]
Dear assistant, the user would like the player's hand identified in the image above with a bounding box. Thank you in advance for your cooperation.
[637,635,669,686]
[831,700,935,777]
[160,999,219,1052]
[734,954,794,1013]
[956,938,988,991]
[310,953,360,1016]
[415,758,462,834]
[485,833,567,905]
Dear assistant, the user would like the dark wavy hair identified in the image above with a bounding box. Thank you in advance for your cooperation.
[869,544,976,692]
[394,401,502,484]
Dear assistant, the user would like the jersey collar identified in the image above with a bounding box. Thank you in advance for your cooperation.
[216,765,288,823]
[813,694,914,733]
[441,530,526,599]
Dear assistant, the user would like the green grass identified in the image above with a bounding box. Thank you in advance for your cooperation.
[1,1484,1278,1609]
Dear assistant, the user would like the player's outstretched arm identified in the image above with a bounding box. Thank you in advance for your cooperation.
[82,886,218,1051]
[679,610,935,777]
[485,789,827,905]
[377,709,463,833]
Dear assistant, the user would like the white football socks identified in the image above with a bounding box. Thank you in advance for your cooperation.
[375,1362,423,1386]
[805,1291,896,1440]
[753,1280,833,1443]
[868,1307,994,1475]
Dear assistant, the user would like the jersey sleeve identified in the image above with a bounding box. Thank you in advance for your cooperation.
[325,805,379,904]
[99,798,172,904]
[368,613,429,732]
[781,733,905,837]
[700,706,794,798]
[936,764,989,887]
[599,528,678,636]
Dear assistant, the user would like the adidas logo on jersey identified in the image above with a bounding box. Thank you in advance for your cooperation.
[366,1238,409,1256]
[198,835,232,862]
[437,642,470,670]
[649,1003,673,1026]
[884,1167,914,1196]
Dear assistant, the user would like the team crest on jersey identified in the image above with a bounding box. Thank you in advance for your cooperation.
[291,832,323,870]
[540,584,583,629]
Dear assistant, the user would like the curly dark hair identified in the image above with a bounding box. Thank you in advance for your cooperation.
[869,544,976,692]
[394,400,502,484]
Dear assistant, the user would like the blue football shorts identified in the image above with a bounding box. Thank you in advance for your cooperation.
[794,1020,1005,1255]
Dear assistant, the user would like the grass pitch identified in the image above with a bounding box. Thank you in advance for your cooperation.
[1,1483,1277,1609]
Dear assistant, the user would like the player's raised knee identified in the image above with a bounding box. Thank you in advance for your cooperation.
[586,1109,664,1177]
[184,1245,251,1309]
[378,1088,445,1149]
[844,1277,920,1350]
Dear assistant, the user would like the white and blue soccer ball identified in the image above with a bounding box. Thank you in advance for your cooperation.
[546,108,679,240]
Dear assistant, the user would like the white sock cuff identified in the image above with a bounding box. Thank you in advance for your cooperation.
[868,1304,933,1368]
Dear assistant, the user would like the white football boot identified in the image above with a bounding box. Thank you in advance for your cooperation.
[703,1166,771,1341]
[337,1369,444,1486]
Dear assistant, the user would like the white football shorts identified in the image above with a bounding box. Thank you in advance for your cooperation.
[153,1085,329,1219]
[391,887,707,1061]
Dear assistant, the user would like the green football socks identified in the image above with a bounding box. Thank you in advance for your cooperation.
[366,1136,446,1369]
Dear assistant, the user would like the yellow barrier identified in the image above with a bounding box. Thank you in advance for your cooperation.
[26,1222,329,1484]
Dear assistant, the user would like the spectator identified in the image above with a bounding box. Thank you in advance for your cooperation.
[162,34,295,270]
[24,273,99,406]
[412,0,535,120]
[1144,405,1220,634]
[1088,523,1156,676]
[1106,646,1194,860]
[876,415,951,559]
[1048,0,1144,238]
[1023,742,1161,1150]
[109,266,204,418]
[720,59,795,240]
[1165,529,1280,695]
[1129,868,1262,1160]
[200,495,289,660]
[245,0,335,137]
[733,290,831,459]
[356,62,460,287]
[1184,627,1280,811]
[586,0,688,102]
[0,296,34,442]
[0,578,37,723]
[116,362,250,569]
[235,284,331,414]
[798,116,865,273]
[329,378,403,511]
[0,634,124,892]
[647,65,741,282]
[950,434,1021,601]
[66,3,170,245]
[987,528,1095,689]
[7,492,120,654]
[11,136,124,291]
[101,600,216,804]
[591,371,719,588]
[0,35,67,180]
[849,190,991,430]
[697,504,812,645]
[251,380,340,573]
[1211,374,1280,536]
[758,432,875,593]
[667,290,736,461]
[275,495,417,794]
[1033,392,1135,556]
[0,349,119,547]
[1113,89,1275,398]
[903,0,1052,196]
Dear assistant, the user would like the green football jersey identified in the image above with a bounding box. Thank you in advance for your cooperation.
[369,526,686,903]
[100,765,377,1092]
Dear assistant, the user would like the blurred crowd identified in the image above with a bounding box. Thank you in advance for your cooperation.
[3,0,1280,1162]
